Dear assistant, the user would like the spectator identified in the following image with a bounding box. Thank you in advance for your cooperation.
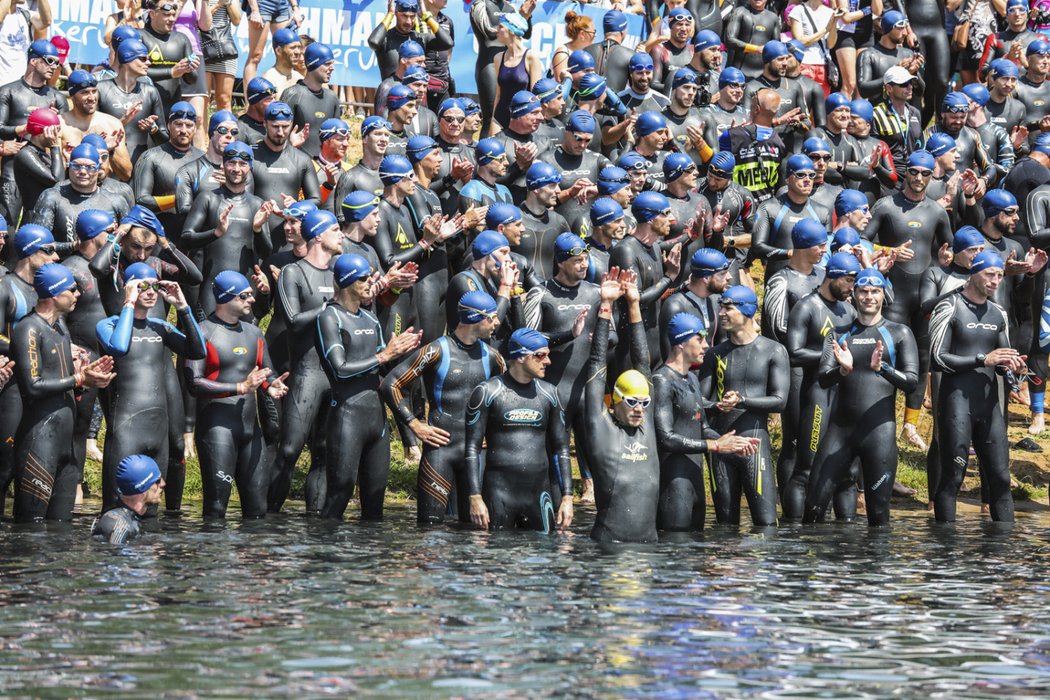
[203,0,241,112]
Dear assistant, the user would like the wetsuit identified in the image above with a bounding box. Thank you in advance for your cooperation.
[724,3,782,80]
[804,318,918,526]
[1006,156,1050,243]
[10,311,79,522]
[96,304,206,511]
[470,0,530,135]
[432,136,476,215]
[697,177,756,273]
[329,162,384,222]
[929,289,1014,522]
[13,143,63,223]
[464,369,570,532]
[269,258,334,513]
[251,141,321,249]
[519,202,570,279]
[186,314,273,518]
[493,129,551,202]
[663,105,708,168]
[743,75,812,150]
[700,334,789,526]
[0,272,33,510]
[1027,185,1050,397]
[699,102,750,163]
[237,113,266,146]
[140,23,197,110]
[782,290,858,520]
[761,265,823,344]
[102,177,136,212]
[133,142,204,242]
[382,333,505,524]
[609,236,674,372]
[542,146,610,236]
[658,286,722,358]
[282,81,341,159]
[0,79,68,226]
[92,505,142,544]
[585,39,634,94]
[31,185,130,246]
[651,41,695,95]
[405,185,451,344]
[926,123,996,182]
[425,11,456,108]
[750,196,831,280]
[1014,76,1050,145]
[368,22,454,80]
[315,301,391,520]
[985,94,1027,137]
[885,0,949,124]
[96,78,169,163]
[856,44,923,101]
[583,314,659,542]
[444,270,511,341]
[852,132,899,204]
[651,364,718,531]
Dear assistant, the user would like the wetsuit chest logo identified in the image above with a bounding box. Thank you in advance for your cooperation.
[907,221,923,228]
[233,346,248,355]
[966,322,999,330]
[820,317,834,337]
[621,440,648,462]
[505,408,541,422]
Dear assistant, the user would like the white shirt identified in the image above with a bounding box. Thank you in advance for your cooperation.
[0,10,32,78]
[788,3,833,66]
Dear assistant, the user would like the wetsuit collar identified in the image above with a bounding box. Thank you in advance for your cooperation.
[551,275,581,291]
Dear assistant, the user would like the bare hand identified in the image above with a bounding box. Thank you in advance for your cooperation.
[250,264,270,295]
[938,241,953,267]
[290,123,309,149]
[556,498,573,529]
[411,419,451,447]
[136,114,159,133]
[157,280,188,309]
[894,239,915,262]
[662,242,682,279]
[81,355,116,389]
[451,156,474,181]
[241,366,272,393]
[571,308,588,338]
[832,337,854,373]
[215,202,234,237]
[266,372,290,398]
[381,327,423,363]
[870,339,884,371]
[470,494,490,529]
[386,260,419,289]
[599,267,625,303]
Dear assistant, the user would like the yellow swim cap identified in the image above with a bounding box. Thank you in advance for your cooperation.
[613,369,651,403]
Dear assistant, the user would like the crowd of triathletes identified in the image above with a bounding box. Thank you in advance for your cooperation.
[0,0,1047,544]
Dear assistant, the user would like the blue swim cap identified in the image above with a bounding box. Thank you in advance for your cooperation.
[167,100,197,122]
[667,312,706,345]
[629,52,654,72]
[533,78,561,104]
[597,166,629,195]
[671,67,699,91]
[632,191,671,223]
[787,39,806,61]
[762,40,789,63]
[27,38,58,59]
[926,132,957,157]
[526,161,561,189]
[1008,0,1029,10]
[881,10,907,33]
[361,115,393,138]
[786,153,815,175]
[67,70,97,95]
[333,253,372,287]
[554,232,588,262]
[116,454,162,496]
[13,223,54,259]
[70,143,100,166]
[111,25,141,47]
[116,39,149,64]
[719,67,746,88]
[76,209,114,241]
[566,109,596,133]
[272,27,300,48]
[486,202,522,229]
[576,73,607,100]
[509,90,541,118]
[437,97,464,115]
[304,43,335,71]
[509,328,549,357]
[604,9,628,32]
[33,263,75,298]
[831,226,861,251]
[319,118,351,142]
[970,250,1005,273]
[341,192,379,223]
[476,138,506,165]
[499,12,529,37]
[663,152,696,182]
[792,218,827,249]
[264,100,293,122]
[122,261,158,284]
[635,111,667,137]
[222,140,253,163]
[302,210,338,241]
[285,199,317,221]
[568,49,595,74]
[850,98,874,122]
[472,230,510,259]
[941,91,971,112]
[826,92,850,113]
[826,251,863,278]
[590,197,625,225]
[802,137,831,155]
[708,151,736,175]
[989,58,1020,79]
[667,7,693,25]
[962,83,990,107]
[0,213,7,233]
[123,205,165,238]
[213,270,252,303]
[395,0,419,12]
[460,97,480,116]
[855,268,886,288]
[690,248,730,276]
[247,77,277,104]
[721,285,758,317]
[835,189,869,217]
[401,65,429,86]
[406,134,439,163]
[617,152,649,171]
[81,134,110,158]
[907,150,935,170]
[953,225,986,252]
[379,154,414,185]
[208,110,238,133]
[1029,38,1050,56]
[983,188,1018,215]
[693,29,721,51]
[1035,133,1050,155]
[458,290,499,324]
[386,84,416,111]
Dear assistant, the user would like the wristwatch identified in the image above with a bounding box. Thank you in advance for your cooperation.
[976,353,987,366]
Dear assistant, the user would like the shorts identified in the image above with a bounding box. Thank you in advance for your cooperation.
[799,62,830,97]
[206,56,238,76]
[246,0,291,24]
[182,61,209,98]
[833,31,858,50]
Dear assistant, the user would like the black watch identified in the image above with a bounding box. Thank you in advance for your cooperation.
[976,353,987,366]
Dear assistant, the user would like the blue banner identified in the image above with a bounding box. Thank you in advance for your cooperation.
[54,1,644,93]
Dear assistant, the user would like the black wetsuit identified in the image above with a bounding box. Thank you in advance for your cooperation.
[804,317,918,526]
[542,146,610,236]
[405,185,452,344]
[184,315,272,518]
[743,75,811,150]
[237,113,266,146]
[585,39,635,94]
[518,202,570,280]
[32,184,130,245]
[132,142,203,242]
[282,80,341,159]
[372,198,424,340]
[251,141,321,248]
[663,105,708,168]
[269,258,334,513]
[856,43,923,101]
[929,289,1014,522]
[10,311,79,522]
[699,102,749,162]
[700,334,790,526]
[464,370,570,532]
[651,41,695,95]
[367,22,454,80]
[96,77,169,163]
[140,23,197,110]
[493,129,551,202]
[724,4,782,80]
[782,289,858,520]
[884,0,949,124]
[985,94,1027,137]
[750,195,831,280]
[13,143,63,223]
[852,133,899,204]
[328,162,384,223]
[658,287,722,358]
[697,177,756,272]
[444,269,515,343]
[0,78,68,227]
[762,265,823,344]
[315,301,389,520]
[0,271,33,511]
[96,305,206,511]
[92,504,142,544]
[609,236,673,372]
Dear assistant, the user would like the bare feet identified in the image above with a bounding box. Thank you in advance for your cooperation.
[1029,413,1045,435]
[183,432,196,461]
[85,438,103,462]
[580,478,595,504]
[981,503,991,516]
[892,481,916,497]
[901,423,928,451]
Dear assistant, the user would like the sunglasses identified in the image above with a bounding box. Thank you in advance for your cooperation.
[39,245,57,255]
[70,162,99,173]
[907,168,933,177]
[214,126,239,136]
[225,150,253,162]
[997,207,1020,216]
[1008,6,1028,12]
[791,171,817,180]
[808,154,832,162]
[321,126,351,137]
[621,395,651,409]
[658,209,673,217]
[0,232,8,240]
[169,109,197,122]
[528,351,551,361]
[442,115,465,123]
[154,3,179,11]
[237,291,254,301]
[137,281,161,291]
[35,55,59,67]
[572,133,592,142]
[560,245,588,257]
[943,104,970,114]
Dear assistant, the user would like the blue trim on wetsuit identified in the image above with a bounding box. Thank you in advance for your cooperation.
[434,336,451,411]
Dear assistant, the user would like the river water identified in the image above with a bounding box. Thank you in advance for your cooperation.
[2,504,1050,697]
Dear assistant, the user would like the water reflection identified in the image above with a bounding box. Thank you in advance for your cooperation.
[1,507,1050,697]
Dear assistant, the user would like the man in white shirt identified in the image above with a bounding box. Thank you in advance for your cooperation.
[0,0,50,78]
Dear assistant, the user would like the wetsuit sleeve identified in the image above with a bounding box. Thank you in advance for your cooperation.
[547,390,572,492]
[299,157,322,204]
[366,22,387,53]
[380,342,442,425]
[653,371,711,454]
[872,139,898,190]
[174,163,197,214]
[584,315,612,415]
[929,297,980,373]
[785,301,820,367]
[522,287,544,331]
[17,146,64,190]
[95,307,134,356]
[724,9,748,56]
[740,343,789,412]
[278,266,325,334]
[762,273,790,343]
[918,267,947,316]
[13,323,76,397]
[28,188,57,231]
[158,242,204,285]
[179,193,217,247]
[0,88,14,140]
[749,205,788,264]
[856,51,882,100]
[817,332,844,388]
[463,382,490,497]
[132,151,164,212]
[316,306,381,378]
[879,325,919,393]
[158,309,207,359]
[1040,290,1050,352]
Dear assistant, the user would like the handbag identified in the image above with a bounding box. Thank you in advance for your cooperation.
[200,18,238,63]
[951,0,974,51]
[800,3,840,89]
